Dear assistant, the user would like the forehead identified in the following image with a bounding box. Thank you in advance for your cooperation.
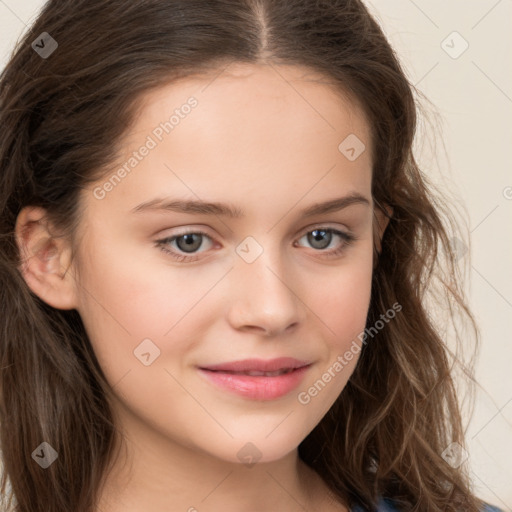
[129,61,371,153]
[84,62,373,223]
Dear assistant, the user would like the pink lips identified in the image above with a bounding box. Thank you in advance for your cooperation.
[198,357,312,400]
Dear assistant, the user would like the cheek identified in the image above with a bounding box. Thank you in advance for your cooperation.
[297,250,373,400]
[73,240,213,382]
[309,250,374,346]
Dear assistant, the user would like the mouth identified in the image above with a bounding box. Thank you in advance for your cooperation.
[204,368,297,377]
[199,357,311,373]
[197,359,313,400]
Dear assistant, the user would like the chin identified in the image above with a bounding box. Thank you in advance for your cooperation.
[200,428,306,467]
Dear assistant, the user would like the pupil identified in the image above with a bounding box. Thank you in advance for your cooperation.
[310,229,330,249]
[179,234,201,252]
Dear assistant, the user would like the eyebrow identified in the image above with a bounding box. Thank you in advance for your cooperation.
[130,192,370,218]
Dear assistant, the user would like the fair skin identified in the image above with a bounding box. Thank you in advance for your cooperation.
[15,62,390,512]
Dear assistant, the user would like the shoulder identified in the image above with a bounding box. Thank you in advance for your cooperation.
[351,497,506,511]
[350,497,401,512]
[482,505,505,512]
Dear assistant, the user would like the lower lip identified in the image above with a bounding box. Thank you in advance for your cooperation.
[198,365,311,400]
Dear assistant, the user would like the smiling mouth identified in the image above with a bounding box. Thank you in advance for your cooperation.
[198,364,312,400]
[205,368,296,377]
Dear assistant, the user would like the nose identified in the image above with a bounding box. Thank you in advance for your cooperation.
[226,241,303,336]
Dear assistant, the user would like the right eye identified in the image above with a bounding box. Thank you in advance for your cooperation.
[154,229,215,262]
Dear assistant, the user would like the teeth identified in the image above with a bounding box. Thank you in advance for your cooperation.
[223,368,295,376]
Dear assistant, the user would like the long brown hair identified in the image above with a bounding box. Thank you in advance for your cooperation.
[0,1,489,510]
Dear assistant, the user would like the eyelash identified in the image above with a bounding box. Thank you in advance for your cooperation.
[154,227,357,263]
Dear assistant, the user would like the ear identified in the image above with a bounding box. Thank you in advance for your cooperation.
[372,202,393,268]
[15,206,78,310]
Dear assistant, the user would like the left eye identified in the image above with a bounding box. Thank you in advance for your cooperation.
[155,227,356,262]
[296,228,354,251]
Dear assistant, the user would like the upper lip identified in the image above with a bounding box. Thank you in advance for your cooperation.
[200,357,312,373]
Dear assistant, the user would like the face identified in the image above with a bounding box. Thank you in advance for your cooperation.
[71,62,385,465]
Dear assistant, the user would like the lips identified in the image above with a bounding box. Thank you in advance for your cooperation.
[199,357,311,374]
[217,368,295,377]
[198,357,313,400]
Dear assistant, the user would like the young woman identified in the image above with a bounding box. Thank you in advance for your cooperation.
[0,1,504,511]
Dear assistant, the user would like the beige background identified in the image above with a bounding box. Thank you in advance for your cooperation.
[0,0,511,509]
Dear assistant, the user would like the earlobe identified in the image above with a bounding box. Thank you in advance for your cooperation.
[15,206,78,310]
